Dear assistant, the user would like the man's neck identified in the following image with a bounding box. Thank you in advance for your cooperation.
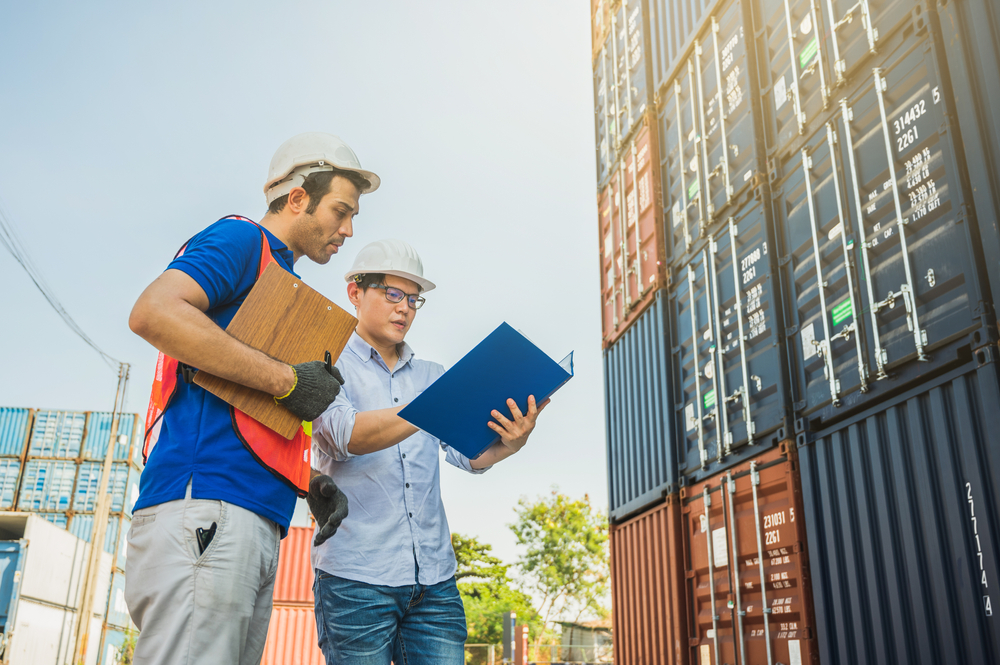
[258,211,299,263]
[358,329,400,371]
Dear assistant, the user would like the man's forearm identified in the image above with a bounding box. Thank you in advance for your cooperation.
[470,441,516,469]
[347,407,419,455]
[131,281,294,395]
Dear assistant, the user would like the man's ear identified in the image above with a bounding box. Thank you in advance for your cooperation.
[347,281,362,308]
[286,186,309,214]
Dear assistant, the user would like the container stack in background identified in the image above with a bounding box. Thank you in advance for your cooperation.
[261,526,324,665]
[594,1,1000,663]
[0,406,143,664]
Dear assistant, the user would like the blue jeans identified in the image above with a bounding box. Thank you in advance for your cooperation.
[313,570,467,665]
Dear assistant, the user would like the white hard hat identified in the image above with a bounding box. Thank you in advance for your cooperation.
[345,239,436,293]
[264,132,380,205]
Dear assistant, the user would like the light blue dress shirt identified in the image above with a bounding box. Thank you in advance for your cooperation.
[311,332,489,586]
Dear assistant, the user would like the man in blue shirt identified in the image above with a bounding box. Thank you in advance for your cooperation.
[311,239,546,664]
[125,133,379,665]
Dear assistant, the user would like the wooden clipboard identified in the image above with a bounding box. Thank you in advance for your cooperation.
[194,263,357,438]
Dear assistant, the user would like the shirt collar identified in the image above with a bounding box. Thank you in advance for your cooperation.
[346,331,415,370]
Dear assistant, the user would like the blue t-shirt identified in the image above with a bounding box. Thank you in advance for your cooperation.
[133,217,299,534]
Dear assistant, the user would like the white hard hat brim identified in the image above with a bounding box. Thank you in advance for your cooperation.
[345,268,436,294]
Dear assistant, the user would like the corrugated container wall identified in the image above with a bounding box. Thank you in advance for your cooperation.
[605,291,675,521]
[648,0,714,95]
[670,200,791,481]
[797,357,1000,664]
[610,496,687,665]
[599,117,667,347]
[0,407,31,457]
[273,525,315,604]
[262,526,324,665]
[29,410,87,457]
[935,0,1000,316]
[680,443,818,665]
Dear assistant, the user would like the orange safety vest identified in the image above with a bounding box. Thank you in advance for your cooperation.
[143,216,311,497]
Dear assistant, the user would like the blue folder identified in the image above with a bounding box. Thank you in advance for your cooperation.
[398,322,574,460]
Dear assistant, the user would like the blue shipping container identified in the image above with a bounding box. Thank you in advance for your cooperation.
[28,411,86,457]
[0,460,19,509]
[116,515,130,572]
[35,512,69,529]
[99,626,131,665]
[82,413,137,461]
[605,290,676,521]
[74,462,130,513]
[69,514,121,558]
[0,408,31,457]
[0,540,26,633]
[18,460,76,511]
[105,572,129,629]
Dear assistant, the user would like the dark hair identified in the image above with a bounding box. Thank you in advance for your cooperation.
[267,167,370,215]
[353,273,423,293]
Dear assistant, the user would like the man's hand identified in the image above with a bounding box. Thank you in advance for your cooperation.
[275,361,345,421]
[487,395,547,454]
[308,474,349,546]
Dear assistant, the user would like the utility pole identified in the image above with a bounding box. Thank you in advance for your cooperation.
[74,362,130,664]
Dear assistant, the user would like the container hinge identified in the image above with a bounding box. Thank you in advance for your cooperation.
[794,400,807,411]
[779,254,792,267]
[786,325,800,336]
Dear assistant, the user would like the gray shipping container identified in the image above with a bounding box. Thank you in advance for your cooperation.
[796,356,1000,664]
[775,24,995,428]
[604,290,676,521]
[670,200,791,482]
[594,0,655,187]
[656,0,765,264]
[934,0,1000,316]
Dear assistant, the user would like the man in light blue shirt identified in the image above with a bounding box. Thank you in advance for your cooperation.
[311,239,545,664]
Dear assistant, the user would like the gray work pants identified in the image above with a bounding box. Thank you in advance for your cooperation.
[124,487,281,665]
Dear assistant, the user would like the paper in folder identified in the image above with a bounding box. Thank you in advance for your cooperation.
[398,322,574,460]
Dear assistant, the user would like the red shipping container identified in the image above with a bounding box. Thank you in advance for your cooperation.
[610,495,687,665]
[680,442,819,665]
[598,114,667,348]
[273,526,315,604]
[262,606,323,665]
[590,0,610,62]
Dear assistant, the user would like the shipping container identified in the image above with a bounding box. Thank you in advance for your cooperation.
[796,358,1000,664]
[670,200,791,481]
[0,513,113,665]
[594,0,653,187]
[605,291,675,521]
[777,24,995,428]
[124,463,140,517]
[28,410,86,458]
[70,514,124,561]
[261,605,324,665]
[75,462,131,513]
[599,116,667,347]
[591,0,611,62]
[18,459,77,511]
[0,460,19,510]
[105,572,129,629]
[116,515,130,572]
[751,0,928,160]
[609,495,687,665]
[648,0,714,95]
[0,407,31,457]
[656,0,765,257]
[934,0,1000,315]
[36,511,69,528]
[680,443,818,665]
[274,526,315,604]
[99,626,132,665]
[0,540,26,634]
[82,413,137,461]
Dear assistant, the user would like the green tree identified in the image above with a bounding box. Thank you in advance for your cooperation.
[510,489,609,633]
[452,533,542,648]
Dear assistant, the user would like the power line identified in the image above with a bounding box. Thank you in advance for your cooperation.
[0,197,119,368]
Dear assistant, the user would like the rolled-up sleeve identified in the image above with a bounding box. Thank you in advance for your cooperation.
[313,384,358,462]
[442,442,491,474]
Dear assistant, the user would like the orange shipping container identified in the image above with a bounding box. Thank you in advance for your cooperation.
[590,0,610,62]
[610,495,687,665]
[680,443,818,665]
[598,115,667,348]
[273,526,315,604]
[262,606,324,665]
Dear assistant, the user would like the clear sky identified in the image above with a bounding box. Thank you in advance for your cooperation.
[0,1,603,566]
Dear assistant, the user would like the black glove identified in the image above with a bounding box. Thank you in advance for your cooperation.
[308,474,349,546]
[274,360,345,421]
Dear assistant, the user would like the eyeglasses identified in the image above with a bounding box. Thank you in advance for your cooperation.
[369,284,425,309]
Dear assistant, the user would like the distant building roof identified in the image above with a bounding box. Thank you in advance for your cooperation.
[558,618,613,632]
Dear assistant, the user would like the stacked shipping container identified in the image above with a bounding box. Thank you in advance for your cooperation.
[596,0,1000,662]
[0,407,143,664]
